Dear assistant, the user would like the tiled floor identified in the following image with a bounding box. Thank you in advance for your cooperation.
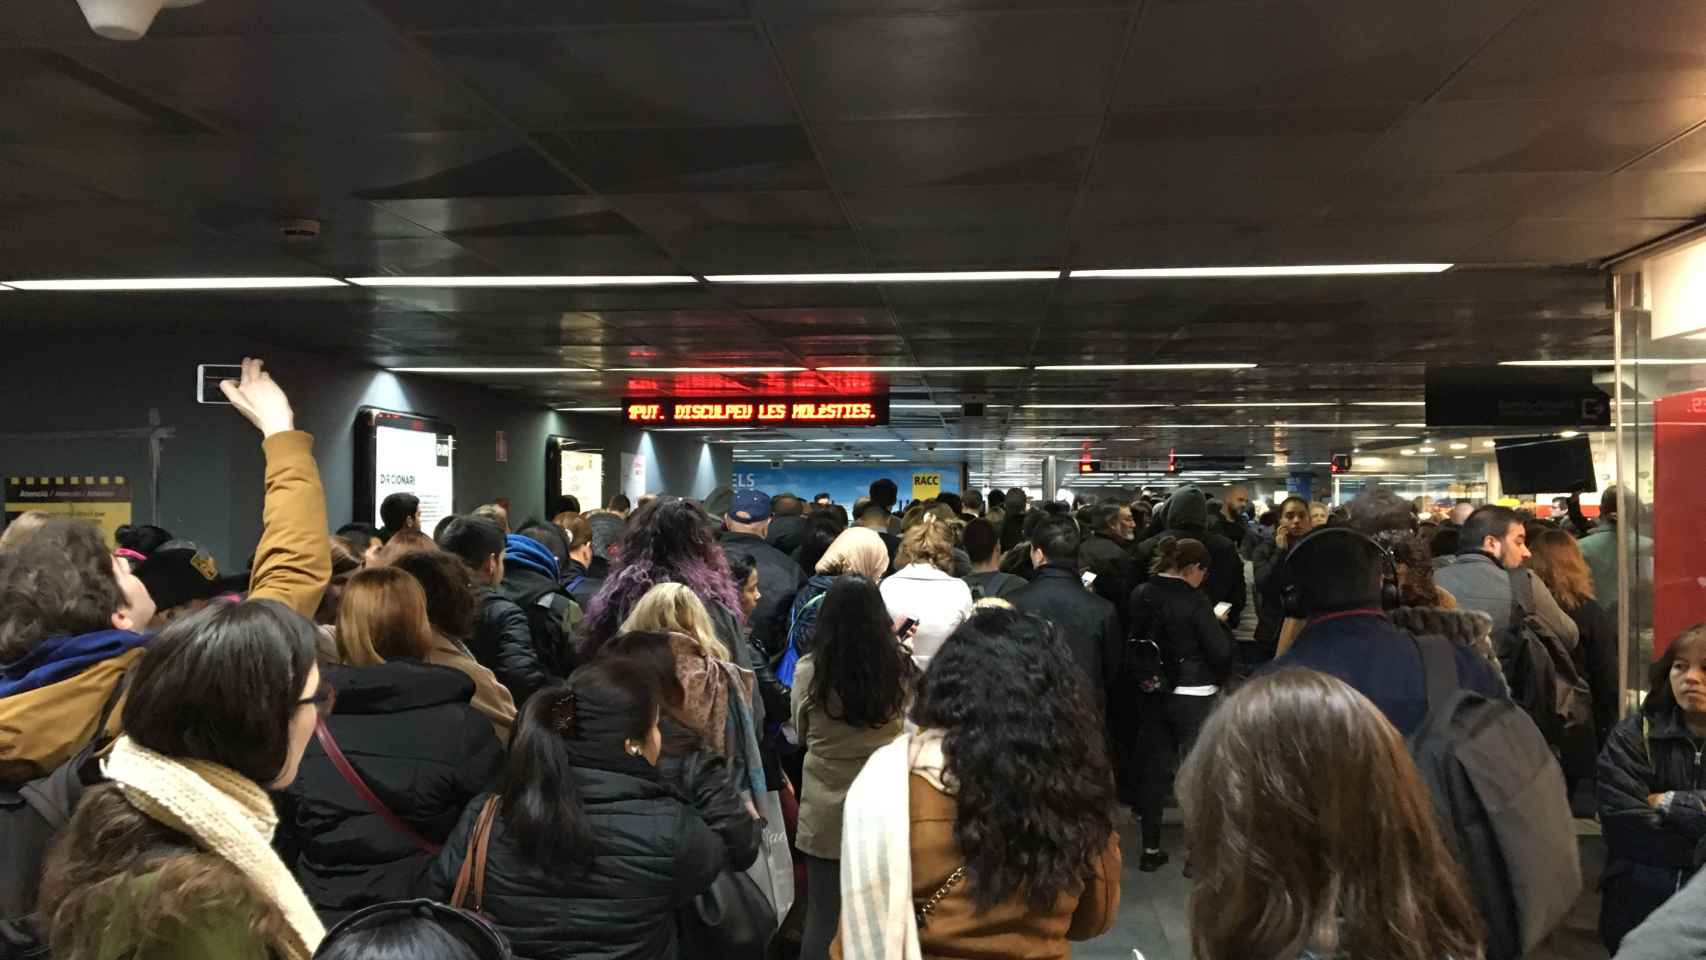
[1078,824,1611,960]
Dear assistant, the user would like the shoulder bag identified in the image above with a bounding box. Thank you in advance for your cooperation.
[314,718,442,856]
[450,795,502,915]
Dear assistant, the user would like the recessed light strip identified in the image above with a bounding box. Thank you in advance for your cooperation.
[346,275,697,288]
[1034,363,1257,371]
[606,366,807,373]
[5,277,346,291]
[1070,263,1452,279]
[817,365,1026,372]
[392,367,600,374]
[704,270,1058,284]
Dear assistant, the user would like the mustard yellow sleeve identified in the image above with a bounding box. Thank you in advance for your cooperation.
[247,431,330,618]
[1067,830,1122,941]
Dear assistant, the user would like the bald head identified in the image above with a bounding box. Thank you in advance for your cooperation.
[1449,501,1474,526]
[1222,484,1249,519]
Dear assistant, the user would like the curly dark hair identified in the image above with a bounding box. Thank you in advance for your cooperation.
[0,518,123,662]
[806,575,911,728]
[578,497,742,661]
[910,607,1116,911]
[1385,531,1442,608]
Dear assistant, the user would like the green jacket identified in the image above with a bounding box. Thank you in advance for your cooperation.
[91,870,273,960]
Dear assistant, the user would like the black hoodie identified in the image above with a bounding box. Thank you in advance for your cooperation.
[1132,487,1247,626]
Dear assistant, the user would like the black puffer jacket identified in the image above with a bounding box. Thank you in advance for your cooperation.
[277,660,503,924]
[471,587,551,708]
[1249,533,1289,647]
[656,720,761,872]
[1129,574,1232,689]
[498,568,578,679]
[423,768,724,960]
[1598,705,1706,951]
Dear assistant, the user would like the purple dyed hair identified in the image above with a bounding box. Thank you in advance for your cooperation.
[577,497,744,660]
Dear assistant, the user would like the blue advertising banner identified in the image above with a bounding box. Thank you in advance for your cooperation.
[731,464,961,509]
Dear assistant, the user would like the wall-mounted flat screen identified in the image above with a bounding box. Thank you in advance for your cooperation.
[623,396,889,427]
[1493,435,1596,494]
[354,407,456,533]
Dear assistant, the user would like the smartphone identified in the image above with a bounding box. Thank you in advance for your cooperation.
[196,364,243,405]
[1213,601,1233,620]
[896,617,918,638]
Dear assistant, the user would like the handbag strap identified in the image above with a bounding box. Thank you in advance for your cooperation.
[915,865,967,928]
[314,718,442,856]
[452,795,501,912]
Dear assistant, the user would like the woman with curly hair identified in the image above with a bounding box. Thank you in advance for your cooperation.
[1177,668,1482,960]
[878,514,973,670]
[836,607,1119,959]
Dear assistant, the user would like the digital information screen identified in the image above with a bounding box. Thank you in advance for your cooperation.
[354,408,456,534]
[623,396,889,427]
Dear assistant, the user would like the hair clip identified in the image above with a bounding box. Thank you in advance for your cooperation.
[551,690,578,735]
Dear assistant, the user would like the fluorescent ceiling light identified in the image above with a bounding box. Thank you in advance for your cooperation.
[0,284,12,291]
[810,438,903,443]
[1350,401,1426,407]
[1023,403,1173,409]
[816,365,1024,372]
[1268,422,1386,428]
[891,403,958,409]
[1497,358,1704,367]
[606,366,807,373]
[6,276,346,291]
[1070,263,1451,279]
[1448,442,1468,450]
[1034,363,1256,371]
[705,270,1057,284]
[557,406,622,412]
[1391,423,1428,428]
[1482,440,1497,448]
[709,438,797,444]
[1014,424,1121,430]
[1355,435,1418,441]
[1559,430,1580,438]
[1400,448,1417,455]
[1418,446,1437,453]
[345,275,696,287]
[1188,401,1334,408]
[392,367,599,374]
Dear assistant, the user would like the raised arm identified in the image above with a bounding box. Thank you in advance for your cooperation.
[220,358,330,617]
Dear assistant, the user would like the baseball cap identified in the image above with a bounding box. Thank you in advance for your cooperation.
[136,546,223,611]
[728,489,772,523]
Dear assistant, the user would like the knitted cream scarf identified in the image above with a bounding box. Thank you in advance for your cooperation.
[102,736,325,960]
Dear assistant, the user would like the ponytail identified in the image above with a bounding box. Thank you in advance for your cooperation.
[500,684,593,869]
[1150,535,1210,575]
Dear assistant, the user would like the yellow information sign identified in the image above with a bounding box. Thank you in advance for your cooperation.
[5,475,133,545]
[911,471,942,502]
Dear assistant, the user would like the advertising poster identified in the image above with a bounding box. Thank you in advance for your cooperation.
[373,423,455,533]
[560,450,603,514]
[731,464,960,509]
[1652,387,1706,657]
[5,474,133,544]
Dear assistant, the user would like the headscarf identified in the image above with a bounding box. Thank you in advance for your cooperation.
[816,527,891,581]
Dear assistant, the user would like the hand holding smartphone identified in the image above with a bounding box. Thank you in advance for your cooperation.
[1213,601,1233,621]
[895,617,919,639]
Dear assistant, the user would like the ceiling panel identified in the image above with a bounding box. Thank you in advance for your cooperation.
[1362,98,1706,174]
[538,126,826,193]
[815,117,1099,188]
[772,9,1128,120]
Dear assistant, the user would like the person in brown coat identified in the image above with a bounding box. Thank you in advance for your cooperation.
[834,607,1119,960]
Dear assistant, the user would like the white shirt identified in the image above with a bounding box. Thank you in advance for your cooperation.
[879,563,974,666]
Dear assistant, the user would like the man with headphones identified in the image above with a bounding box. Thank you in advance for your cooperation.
[1255,526,1505,736]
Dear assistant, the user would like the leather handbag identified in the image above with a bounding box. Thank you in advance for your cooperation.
[314,718,442,856]
[677,867,777,958]
[451,796,502,915]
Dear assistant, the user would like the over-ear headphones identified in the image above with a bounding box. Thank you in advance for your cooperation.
[1278,525,1400,619]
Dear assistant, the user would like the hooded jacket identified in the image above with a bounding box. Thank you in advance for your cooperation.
[277,659,502,924]
[1598,704,1706,950]
[0,430,329,783]
[498,534,579,679]
[1131,488,1247,627]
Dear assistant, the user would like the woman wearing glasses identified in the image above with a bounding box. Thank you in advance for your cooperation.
[276,567,504,924]
[38,600,333,960]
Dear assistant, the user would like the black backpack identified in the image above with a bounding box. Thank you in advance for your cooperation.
[1406,633,1580,960]
[1501,572,1595,777]
[0,675,126,959]
[511,584,579,678]
[1122,583,1175,695]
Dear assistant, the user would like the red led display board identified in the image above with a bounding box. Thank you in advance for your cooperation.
[623,396,890,427]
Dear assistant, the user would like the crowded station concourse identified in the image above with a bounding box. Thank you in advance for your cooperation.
[10,4,1706,960]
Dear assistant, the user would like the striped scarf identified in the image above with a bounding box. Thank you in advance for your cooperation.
[838,729,951,960]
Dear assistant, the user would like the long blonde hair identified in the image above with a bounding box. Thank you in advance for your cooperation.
[619,582,730,661]
[895,513,956,572]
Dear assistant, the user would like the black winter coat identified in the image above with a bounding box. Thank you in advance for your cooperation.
[471,587,551,708]
[1007,564,1122,697]
[1129,575,1233,689]
[498,568,578,679]
[562,559,602,613]
[656,721,762,873]
[277,660,503,924]
[1079,532,1138,635]
[424,767,724,960]
[1566,597,1619,748]
[1598,706,1706,951]
[1132,525,1247,627]
[766,515,809,556]
[719,531,803,659]
[1249,534,1289,647]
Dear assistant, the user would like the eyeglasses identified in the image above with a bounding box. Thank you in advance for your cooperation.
[298,682,336,719]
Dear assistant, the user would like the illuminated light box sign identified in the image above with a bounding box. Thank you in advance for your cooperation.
[624,396,889,427]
